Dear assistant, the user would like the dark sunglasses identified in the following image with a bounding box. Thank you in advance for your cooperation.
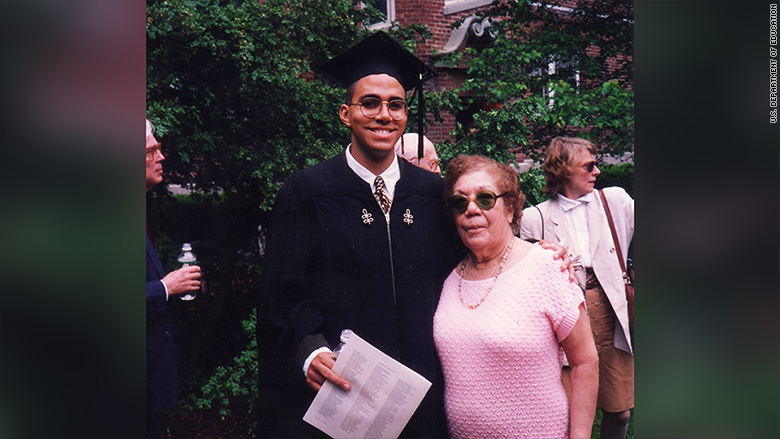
[583,160,597,172]
[447,190,507,215]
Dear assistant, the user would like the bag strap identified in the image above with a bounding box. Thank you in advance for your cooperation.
[599,190,632,286]
[533,205,544,240]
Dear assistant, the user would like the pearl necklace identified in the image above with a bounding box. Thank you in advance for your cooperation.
[458,238,514,309]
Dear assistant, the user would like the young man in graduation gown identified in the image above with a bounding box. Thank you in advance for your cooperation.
[256,32,461,438]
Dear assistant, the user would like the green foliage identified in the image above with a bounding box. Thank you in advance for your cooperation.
[147,0,427,212]
[147,0,349,210]
[594,162,634,197]
[190,308,258,425]
[438,0,634,162]
[417,88,461,127]
[438,99,530,167]
[167,307,260,435]
[519,167,547,207]
[147,189,261,269]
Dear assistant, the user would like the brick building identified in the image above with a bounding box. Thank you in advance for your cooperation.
[368,0,632,159]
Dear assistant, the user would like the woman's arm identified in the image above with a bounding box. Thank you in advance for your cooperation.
[561,303,599,439]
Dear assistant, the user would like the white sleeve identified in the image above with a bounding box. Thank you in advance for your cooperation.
[159,279,170,301]
[303,347,333,377]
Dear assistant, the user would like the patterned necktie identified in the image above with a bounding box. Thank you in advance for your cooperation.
[374,176,391,214]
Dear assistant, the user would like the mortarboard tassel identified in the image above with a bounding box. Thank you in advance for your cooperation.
[417,73,424,166]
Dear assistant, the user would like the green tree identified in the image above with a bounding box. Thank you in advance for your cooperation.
[437,0,634,165]
[146,0,355,212]
[147,0,428,214]
[146,1,434,428]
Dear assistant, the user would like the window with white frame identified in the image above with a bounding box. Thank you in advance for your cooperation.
[443,0,493,15]
[530,56,580,107]
[363,0,395,30]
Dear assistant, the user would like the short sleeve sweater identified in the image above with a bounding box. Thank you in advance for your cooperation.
[433,245,584,439]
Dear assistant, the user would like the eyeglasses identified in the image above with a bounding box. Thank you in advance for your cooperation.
[349,98,408,120]
[146,142,162,158]
[447,190,507,215]
[582,160,597,172]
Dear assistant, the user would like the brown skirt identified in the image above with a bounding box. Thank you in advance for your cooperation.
[585,275,634,412]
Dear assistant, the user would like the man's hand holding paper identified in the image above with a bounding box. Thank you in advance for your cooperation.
[303,332,432,439]
[307,352,351,392]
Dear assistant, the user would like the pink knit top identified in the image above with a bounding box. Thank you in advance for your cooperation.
[433,245,584,439]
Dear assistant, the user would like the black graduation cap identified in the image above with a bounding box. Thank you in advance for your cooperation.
[317,31,436,162]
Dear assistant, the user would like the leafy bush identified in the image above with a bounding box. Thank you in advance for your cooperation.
[191,308,258,426]
[434,0,633,161]
[594,162,634,197]
[519,166,548,207]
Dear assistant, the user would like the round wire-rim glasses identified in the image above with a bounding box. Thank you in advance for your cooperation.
[146,142,162,159]
[349,97,408,120]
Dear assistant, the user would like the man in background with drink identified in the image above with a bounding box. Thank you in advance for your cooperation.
[146,118,201,437]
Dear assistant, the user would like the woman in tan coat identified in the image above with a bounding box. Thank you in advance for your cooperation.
[520,137,634,439]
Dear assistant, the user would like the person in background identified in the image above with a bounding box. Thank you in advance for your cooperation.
[434,155,598,439]
[520,137,634,439]
[145,119,201,438]
[395,132,441,174]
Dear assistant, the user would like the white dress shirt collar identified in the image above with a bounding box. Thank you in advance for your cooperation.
[345,144,400,199]
[557,191,595,267]
[558,191,596,211]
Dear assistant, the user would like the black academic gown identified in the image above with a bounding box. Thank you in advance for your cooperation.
[257,152,463,438]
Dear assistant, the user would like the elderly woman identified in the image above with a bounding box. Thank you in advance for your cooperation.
[519,137,634,439]
[434,155,598,439]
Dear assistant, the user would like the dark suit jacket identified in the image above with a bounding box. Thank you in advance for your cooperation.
[146,235,178,412]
